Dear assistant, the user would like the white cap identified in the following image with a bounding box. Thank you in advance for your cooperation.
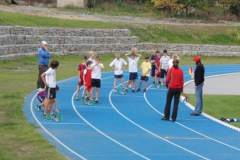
[41,41,48,45]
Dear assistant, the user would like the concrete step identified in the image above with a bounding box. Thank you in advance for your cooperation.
[0,44,137,56]
[0,35,138,45]
[0,26,131,37]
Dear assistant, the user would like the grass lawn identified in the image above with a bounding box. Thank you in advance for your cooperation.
[188,95,240,128]
[1,11,240,45]
[61,1,162,18]
[0,54,240,159]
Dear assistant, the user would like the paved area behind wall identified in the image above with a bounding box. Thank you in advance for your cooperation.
[184,73,240,95]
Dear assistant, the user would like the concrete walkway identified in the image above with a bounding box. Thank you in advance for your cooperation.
[184,73,240,95]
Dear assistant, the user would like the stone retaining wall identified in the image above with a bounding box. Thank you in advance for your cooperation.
[1,26,240,59]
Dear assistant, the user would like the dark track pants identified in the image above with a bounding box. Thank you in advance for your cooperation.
[164,88,182,121]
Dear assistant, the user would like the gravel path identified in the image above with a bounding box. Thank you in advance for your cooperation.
[184,73,240,95]
[1,5,240,26]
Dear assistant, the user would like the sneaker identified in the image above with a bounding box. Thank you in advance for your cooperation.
[136,88,141,92]
[161,117,169,121]
[74,95,80,101]
[45,114,51,120]
[113,88,117,94]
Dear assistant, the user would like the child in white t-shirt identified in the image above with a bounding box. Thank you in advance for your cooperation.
[125,48,141,92]
[91,55,104,103]
[41,60,59,119]
[160,49,170,85]
[109,53,127,94]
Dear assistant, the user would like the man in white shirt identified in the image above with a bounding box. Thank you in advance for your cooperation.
[41,60,59,118]
[91,55,104,103]
[109,53,127,94]
[125,47,141,92]
[160,49,170,85]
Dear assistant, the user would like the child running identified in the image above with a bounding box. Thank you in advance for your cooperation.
[154,50,161,87]
[83,61,93,105]
[109,53,128,94]
[75,56,88,101]
[125,47,141,92]
[137,56,151,92]
[91,55,104,103]
[41,60,59,119]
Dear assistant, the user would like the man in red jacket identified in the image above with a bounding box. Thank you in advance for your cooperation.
[162,58,184,122]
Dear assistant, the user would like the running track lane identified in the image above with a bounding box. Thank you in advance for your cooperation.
[24,64,240,160]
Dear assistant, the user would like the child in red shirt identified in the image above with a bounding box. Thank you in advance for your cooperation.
[83,61,93,104]
[154,51,161,87]
[75,56,87,100]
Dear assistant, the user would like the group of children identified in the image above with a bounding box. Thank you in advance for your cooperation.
[37,47,176,121]
[75,51,104,105]
[75,48,176,105]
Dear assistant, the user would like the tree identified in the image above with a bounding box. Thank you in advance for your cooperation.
[218,0,240,16]
[176,0,200,15]
[151,0,179,12]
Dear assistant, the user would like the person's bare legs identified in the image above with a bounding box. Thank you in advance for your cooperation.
[95,88,99,102]
[113,78,117,92]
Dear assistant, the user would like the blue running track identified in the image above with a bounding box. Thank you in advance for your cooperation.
[24,64,240,160]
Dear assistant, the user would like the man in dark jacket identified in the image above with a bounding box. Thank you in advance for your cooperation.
[191,56,205,116]
[162,58,184,122]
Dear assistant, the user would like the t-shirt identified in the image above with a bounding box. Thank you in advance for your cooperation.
[109,58,127,75]
[128,56,140,73]
[168,59,174,69]
[155,56,161,70]
[37,47,51,66]
[91,63,104,79]
[78,63,86,79]
[160,55,170,70]
[84,68,92,87]
[141,61,151,77]
[44,67,56,88]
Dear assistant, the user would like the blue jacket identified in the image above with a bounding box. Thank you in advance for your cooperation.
[37,47,51,66]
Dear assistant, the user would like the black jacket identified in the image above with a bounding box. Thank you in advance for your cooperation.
[194,63,205,86]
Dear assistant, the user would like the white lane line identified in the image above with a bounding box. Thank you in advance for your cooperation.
[41,122,87,125]
[72,91,151,160]
[109,85,211,160]
[144,85,240,152]
[112,95,144,98]
[78,106,112,110]
[31,93,88,160]
[182,72,240,133]
[29,75,112,160]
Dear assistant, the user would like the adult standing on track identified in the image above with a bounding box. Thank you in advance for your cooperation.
[37,41,51,88]
[191,56,205,116]
[162,58,184,122]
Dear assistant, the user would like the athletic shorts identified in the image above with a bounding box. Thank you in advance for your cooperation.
[91,79,101,88]
[114,74,123,79]
[155,70,161,78]
[151,65,156,77]
[46,87,56,99]
[141,76,149,81]
[160,69,167,78]
[129,72,138,80]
